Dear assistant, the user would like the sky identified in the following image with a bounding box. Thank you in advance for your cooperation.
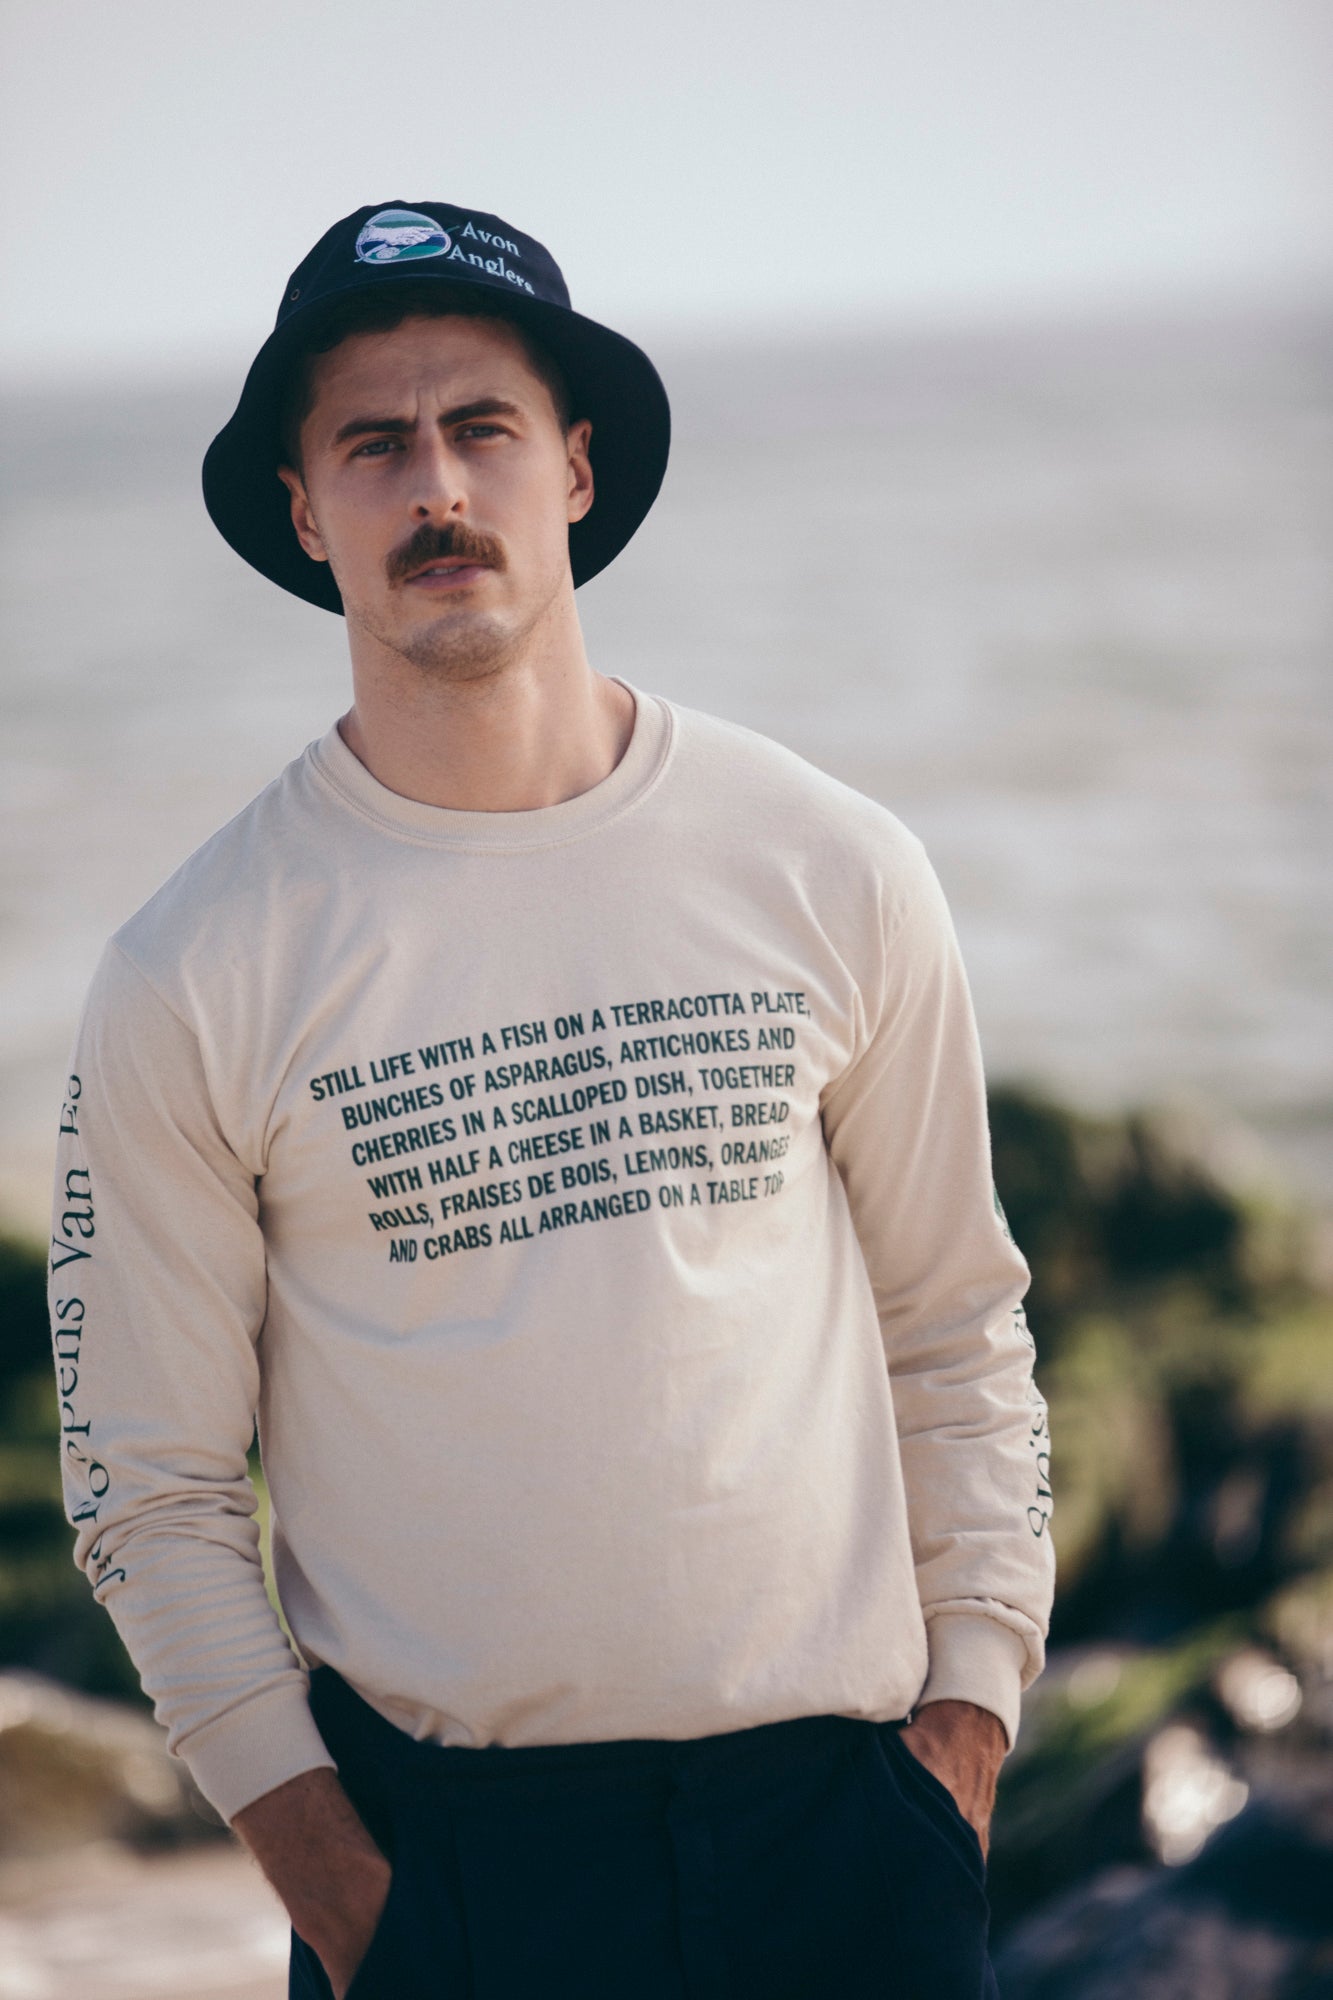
[1,0,1331,381]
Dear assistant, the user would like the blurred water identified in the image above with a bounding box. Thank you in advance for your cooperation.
[2,303,1330,1230]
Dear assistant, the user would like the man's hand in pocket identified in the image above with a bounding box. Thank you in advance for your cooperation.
[233,1767,392,1997]
[897,1699,1007,1857]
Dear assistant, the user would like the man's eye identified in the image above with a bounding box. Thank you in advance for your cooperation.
[459,423,504,439]
[352,438,401,457]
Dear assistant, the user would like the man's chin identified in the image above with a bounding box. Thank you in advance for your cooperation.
[362,603,515,679]
[403,632,513,679]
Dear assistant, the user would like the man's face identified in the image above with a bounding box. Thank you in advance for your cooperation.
[279,314,593,678]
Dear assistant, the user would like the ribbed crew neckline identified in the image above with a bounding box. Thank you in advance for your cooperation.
[307,680,673,853]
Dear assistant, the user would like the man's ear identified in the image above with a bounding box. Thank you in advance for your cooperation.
[277,464,330,564]
[566,418,594,526]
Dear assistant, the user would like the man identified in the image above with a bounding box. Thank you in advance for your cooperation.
[49,201,1055,1999]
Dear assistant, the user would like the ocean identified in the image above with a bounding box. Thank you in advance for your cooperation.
[2,301,1330,1231]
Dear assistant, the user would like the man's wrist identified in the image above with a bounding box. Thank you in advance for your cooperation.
[910,1699,1006,1776]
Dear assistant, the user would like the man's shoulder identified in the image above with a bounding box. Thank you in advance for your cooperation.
[111,741,321,995]
[664,696,927,872]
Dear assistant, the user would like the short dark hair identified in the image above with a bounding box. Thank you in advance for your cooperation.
[277,283,574,472]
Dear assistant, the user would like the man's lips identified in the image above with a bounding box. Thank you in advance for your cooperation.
[404,559,492,588]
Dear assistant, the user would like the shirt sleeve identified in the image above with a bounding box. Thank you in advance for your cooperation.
[820,837,1056,1749]
[48,940,335,1820]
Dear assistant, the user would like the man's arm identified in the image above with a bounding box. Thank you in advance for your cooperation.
[48,941,335,1818]
[821,832,1055,1801]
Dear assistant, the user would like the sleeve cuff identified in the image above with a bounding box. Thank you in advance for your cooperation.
[175,1675,337,1823]
[916,1612,1032,1752]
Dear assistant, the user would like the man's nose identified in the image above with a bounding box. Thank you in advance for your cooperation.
[410,432,467,518]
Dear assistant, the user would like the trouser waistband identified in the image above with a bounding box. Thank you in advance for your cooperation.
[309,1666,898,1797]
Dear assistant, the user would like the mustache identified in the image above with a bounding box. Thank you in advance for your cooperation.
[387,521,506,585]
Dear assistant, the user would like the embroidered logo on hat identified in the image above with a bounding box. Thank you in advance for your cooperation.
[354,208,451,264]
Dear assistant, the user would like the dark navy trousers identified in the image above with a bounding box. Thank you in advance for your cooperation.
[290,1668,999,1999]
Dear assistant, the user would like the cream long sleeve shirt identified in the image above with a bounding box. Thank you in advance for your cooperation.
[48,687,1055,1822]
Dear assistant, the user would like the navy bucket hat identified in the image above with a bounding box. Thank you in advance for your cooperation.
[202,201,671,611]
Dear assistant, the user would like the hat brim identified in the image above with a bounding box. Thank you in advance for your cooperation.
[201,279,670,610]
